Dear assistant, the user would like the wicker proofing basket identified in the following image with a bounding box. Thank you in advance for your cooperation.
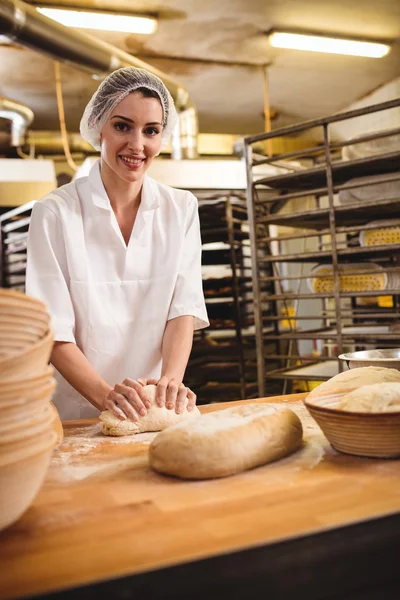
[0,430,58,531]
[0,330,54,378]
[304,389,400,458]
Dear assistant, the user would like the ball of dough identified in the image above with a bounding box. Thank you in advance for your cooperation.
[99,384,200,436]
[149,403,303,479]
[339,382,400,413]
[308,366,400,398]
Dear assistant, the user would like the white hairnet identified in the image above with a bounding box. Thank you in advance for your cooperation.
[80,67,178,151]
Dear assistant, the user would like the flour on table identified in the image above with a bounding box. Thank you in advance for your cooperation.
[51,400,327,484]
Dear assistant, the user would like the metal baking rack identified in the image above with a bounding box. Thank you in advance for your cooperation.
[244,98,400,397]
[185,190,282,403]
[0,201,35,291]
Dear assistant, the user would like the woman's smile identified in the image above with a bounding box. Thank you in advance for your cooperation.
[118,154,146,170]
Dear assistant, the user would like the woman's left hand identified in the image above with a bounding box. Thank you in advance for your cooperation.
[138,377,197,414]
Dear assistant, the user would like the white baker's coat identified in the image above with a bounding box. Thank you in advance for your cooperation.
[26,160,209,419]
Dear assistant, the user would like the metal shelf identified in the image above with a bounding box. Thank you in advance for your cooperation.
[263,331,400,341]
[258,243,400,264]
[260,289,400,301]
[245,97,400,397]
[255,151,400,190]
[187,192,261,401]
[0,202,34,290]
[256,196,400,230]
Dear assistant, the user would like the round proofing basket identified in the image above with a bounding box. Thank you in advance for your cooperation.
[0,314,49,338]
[0,328,41,345]
[0,397,50,431]
[0,330,54,378]
[0,388,55,432]
[304,389,400,458]
[0,288,48,313]
[0,378,55,409]
[0,366,54,398]
[0,333,44,359]
[0,402,62,454]
[0,300,50,323]
[0,430,57,531]
[0,403,55,446]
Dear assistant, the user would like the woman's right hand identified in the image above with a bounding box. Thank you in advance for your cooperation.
[103,378,152,420]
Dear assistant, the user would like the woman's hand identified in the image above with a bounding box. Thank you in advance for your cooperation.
[146,376,197,414]
[103,378,152,420]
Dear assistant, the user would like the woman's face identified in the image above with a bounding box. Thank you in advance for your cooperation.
[100,91,163,184]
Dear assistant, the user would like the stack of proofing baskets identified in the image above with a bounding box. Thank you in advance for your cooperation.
[0,289,62,530]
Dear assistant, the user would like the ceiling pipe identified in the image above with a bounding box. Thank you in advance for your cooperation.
[0,96,34,146]
[0,0,198,158]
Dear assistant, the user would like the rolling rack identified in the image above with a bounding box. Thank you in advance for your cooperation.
[0,201,35,291]
[244,98,400,397]
[185,191,257,403]
[185,189,280,403]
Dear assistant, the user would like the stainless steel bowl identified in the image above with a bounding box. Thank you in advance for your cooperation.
[338,348,400,370]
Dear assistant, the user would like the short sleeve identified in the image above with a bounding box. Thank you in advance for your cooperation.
[26,201,76,343]
[167,195,209,331]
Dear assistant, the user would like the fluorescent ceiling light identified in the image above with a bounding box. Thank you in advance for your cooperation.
[36,7,157,34]
[269,32,390,58]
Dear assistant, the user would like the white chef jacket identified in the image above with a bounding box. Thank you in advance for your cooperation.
[26,160,209,419]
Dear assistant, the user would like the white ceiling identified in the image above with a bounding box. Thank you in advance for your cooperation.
[0,0,399,136]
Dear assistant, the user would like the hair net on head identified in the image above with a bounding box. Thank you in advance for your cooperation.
[80,67,178,152]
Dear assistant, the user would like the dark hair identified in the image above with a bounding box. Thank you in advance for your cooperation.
[134,87,165,126]
[135,86,162,101]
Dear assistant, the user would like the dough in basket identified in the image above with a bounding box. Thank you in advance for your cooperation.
[307,366,400,398]
[99,384,200,436]
[149,403,303,479]
[339,382,400,413]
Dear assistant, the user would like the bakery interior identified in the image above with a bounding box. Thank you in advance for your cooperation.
[0,0,400,598]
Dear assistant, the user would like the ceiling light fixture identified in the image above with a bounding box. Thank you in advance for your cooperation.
[36,7,157,34]
[268,31,390,58]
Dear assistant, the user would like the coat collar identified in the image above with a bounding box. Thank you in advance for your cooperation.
[88,159,161,212]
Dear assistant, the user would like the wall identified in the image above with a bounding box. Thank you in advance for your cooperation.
[330,76,400,140]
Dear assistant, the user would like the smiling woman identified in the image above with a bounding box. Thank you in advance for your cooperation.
[100,91,163,186]
[26,67,209,422]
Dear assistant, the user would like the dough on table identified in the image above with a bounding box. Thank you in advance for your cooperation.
[149,403,303,480]
[307,366,400,398]
[339,382,400,413]
[99,384,200,436]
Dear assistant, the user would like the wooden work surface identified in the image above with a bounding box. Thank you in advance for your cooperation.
[1,393,400,600]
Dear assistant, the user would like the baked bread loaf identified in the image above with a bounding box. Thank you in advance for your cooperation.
[99,384,200,436]
[339,382,400,413]
[307,366,400,399]
[149,403,303,479]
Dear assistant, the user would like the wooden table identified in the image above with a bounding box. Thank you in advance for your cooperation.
[1,393,400,600]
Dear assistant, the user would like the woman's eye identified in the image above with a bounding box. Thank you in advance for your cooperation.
[145,127,161,136]
[114,121,130,132]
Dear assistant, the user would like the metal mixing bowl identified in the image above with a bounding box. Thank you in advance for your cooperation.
[338,348,400,370]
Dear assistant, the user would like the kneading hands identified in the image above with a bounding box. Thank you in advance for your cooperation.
[51,315,196,420]
[104,377,197,421]
[104,316,196,420]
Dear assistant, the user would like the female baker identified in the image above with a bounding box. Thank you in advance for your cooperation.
[26,67,209,421]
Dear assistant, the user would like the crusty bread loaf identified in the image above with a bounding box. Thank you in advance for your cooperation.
[307,366,400,399]
[149,403,303,480]
[339,382,400,413]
